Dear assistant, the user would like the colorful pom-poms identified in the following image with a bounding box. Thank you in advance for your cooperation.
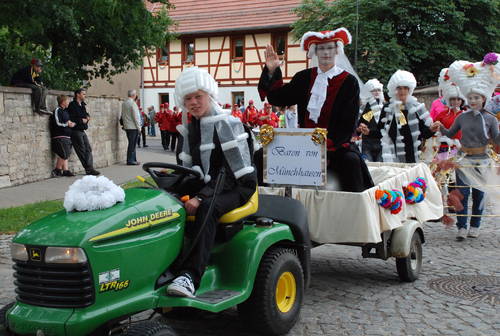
[403,177,427,204]
[375,189,404,214]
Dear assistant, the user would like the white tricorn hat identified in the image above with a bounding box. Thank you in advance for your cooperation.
[387,70,417,98]
[448,53,500,99]
[174,67,218,111]
[364,78,384,92]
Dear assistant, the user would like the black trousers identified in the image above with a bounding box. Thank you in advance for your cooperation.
[125,129,139,164]
[137,127,147,146]
[15,83,48,112]
[168,132,177,151]
[181,190,243,288]
[160,130,170,150]
[329,146,374,192]
[361,139,382,162]
[71,131,94,171]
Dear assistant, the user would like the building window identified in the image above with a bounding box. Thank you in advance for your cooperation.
[183,39,195,63]
[158,43,169,66]
[272,32,287,59]
[231,36,244,60]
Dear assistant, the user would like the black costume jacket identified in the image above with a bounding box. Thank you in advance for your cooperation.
[258,66,373,191]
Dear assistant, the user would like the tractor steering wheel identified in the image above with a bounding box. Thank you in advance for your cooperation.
[142,162,202,191]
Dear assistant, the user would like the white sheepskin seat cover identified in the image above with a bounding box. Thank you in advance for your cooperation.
[64,176,125,212]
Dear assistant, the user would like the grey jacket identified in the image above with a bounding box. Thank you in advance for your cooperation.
[121,98,141,130]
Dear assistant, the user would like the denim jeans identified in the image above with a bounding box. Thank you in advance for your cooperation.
[125,129,139,164]
[455,172,484,229]
[148,124,156,136]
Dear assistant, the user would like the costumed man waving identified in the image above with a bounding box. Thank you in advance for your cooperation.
[258,28,373,192]
[166,67,257,298]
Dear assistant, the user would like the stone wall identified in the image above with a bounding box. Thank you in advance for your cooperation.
[0,86,127,188]
[414,85,439,110]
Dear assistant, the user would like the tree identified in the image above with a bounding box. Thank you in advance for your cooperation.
[292,0,500,86]
[0,0,175,90]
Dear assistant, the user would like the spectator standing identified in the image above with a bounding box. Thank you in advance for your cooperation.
[244,100,259,127]
[165,103,177,151]
[137,108,149,148]
[231,104,243,121]
[284,105,298,128]
[121,89,142,165]
[68,88,100,175]
[155,103,170,150]
[258,102,279,127]
[49,95,75,177]
[10,58,49,115]
[148,106,157,136]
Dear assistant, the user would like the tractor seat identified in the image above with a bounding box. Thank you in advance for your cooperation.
[186,188,259,224]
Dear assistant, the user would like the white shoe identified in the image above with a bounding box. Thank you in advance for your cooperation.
[167,274,195,298]
[468,227,480,238]
[456,228,467,241]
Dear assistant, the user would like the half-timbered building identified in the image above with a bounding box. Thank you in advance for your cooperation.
[143,0,309,110]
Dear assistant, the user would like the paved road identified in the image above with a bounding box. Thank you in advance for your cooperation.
[0,140,498,335]
[1,218,498,335]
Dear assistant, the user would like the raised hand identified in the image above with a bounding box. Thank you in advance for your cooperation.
[265,44,281,74]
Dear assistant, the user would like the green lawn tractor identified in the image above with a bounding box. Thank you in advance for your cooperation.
[1,162,310,336]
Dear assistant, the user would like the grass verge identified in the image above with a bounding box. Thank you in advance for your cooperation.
[0,176,155,234]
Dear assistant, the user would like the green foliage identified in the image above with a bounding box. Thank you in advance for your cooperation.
[0,0,174,90]
[292,0,500,86]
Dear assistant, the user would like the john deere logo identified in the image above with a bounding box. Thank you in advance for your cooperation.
[30,248,41,261]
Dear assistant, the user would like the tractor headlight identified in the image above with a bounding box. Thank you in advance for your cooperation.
[11,243,28,261]
[45,247,87,264]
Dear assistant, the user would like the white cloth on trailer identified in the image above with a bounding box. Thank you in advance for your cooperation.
[259,163,443,244]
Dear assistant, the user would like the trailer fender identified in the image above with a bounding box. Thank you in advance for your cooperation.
[389,220,424,258]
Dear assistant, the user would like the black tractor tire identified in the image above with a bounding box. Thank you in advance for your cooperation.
[0,301,15,329]
[238,247,304,336]
[121,321,177,336]
[396,231,423,282]
[159,306,201,320]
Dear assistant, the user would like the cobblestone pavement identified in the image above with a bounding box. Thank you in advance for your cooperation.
[1,213,498,335]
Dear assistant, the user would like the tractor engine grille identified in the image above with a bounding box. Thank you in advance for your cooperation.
[13,259,94,308]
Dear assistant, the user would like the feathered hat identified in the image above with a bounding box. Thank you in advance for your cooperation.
[387,70,417,98]
[300,28,352,58]
[448,52,500,99]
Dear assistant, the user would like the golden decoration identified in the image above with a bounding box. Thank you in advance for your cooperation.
[362,110,374,122]
[311,128,328,145]
[399,113,407,126]
[259,124,274,146]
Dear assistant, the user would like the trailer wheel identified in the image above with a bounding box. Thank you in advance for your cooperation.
[396,232,422,282]
[122,321,177,336]
[0,301,15,329]
[238,248,304,335]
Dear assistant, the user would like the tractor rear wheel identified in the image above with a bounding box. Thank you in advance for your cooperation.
[121,321,177,336]
[238,247,304,335]
[0,301,15,329]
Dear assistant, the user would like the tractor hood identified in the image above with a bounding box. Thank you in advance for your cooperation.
[13,188,185,247]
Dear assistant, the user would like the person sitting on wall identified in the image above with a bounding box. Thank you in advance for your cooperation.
[10,58,49,115]
[166,67,257,298]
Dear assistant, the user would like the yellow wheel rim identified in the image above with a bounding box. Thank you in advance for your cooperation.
[275,271,297,313]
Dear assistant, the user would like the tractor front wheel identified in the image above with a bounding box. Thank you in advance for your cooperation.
[238,247,304,335]
[121,321,177,336]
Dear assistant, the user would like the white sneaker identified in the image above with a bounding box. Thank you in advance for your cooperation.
[456,228,467,241]
[468,227,480,238]
[167,274,195,298]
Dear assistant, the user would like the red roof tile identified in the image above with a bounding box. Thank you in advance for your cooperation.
[148,0,305,34]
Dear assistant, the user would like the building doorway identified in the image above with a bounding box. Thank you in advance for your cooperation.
[232,91,244,107]
[159,93,169,107]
